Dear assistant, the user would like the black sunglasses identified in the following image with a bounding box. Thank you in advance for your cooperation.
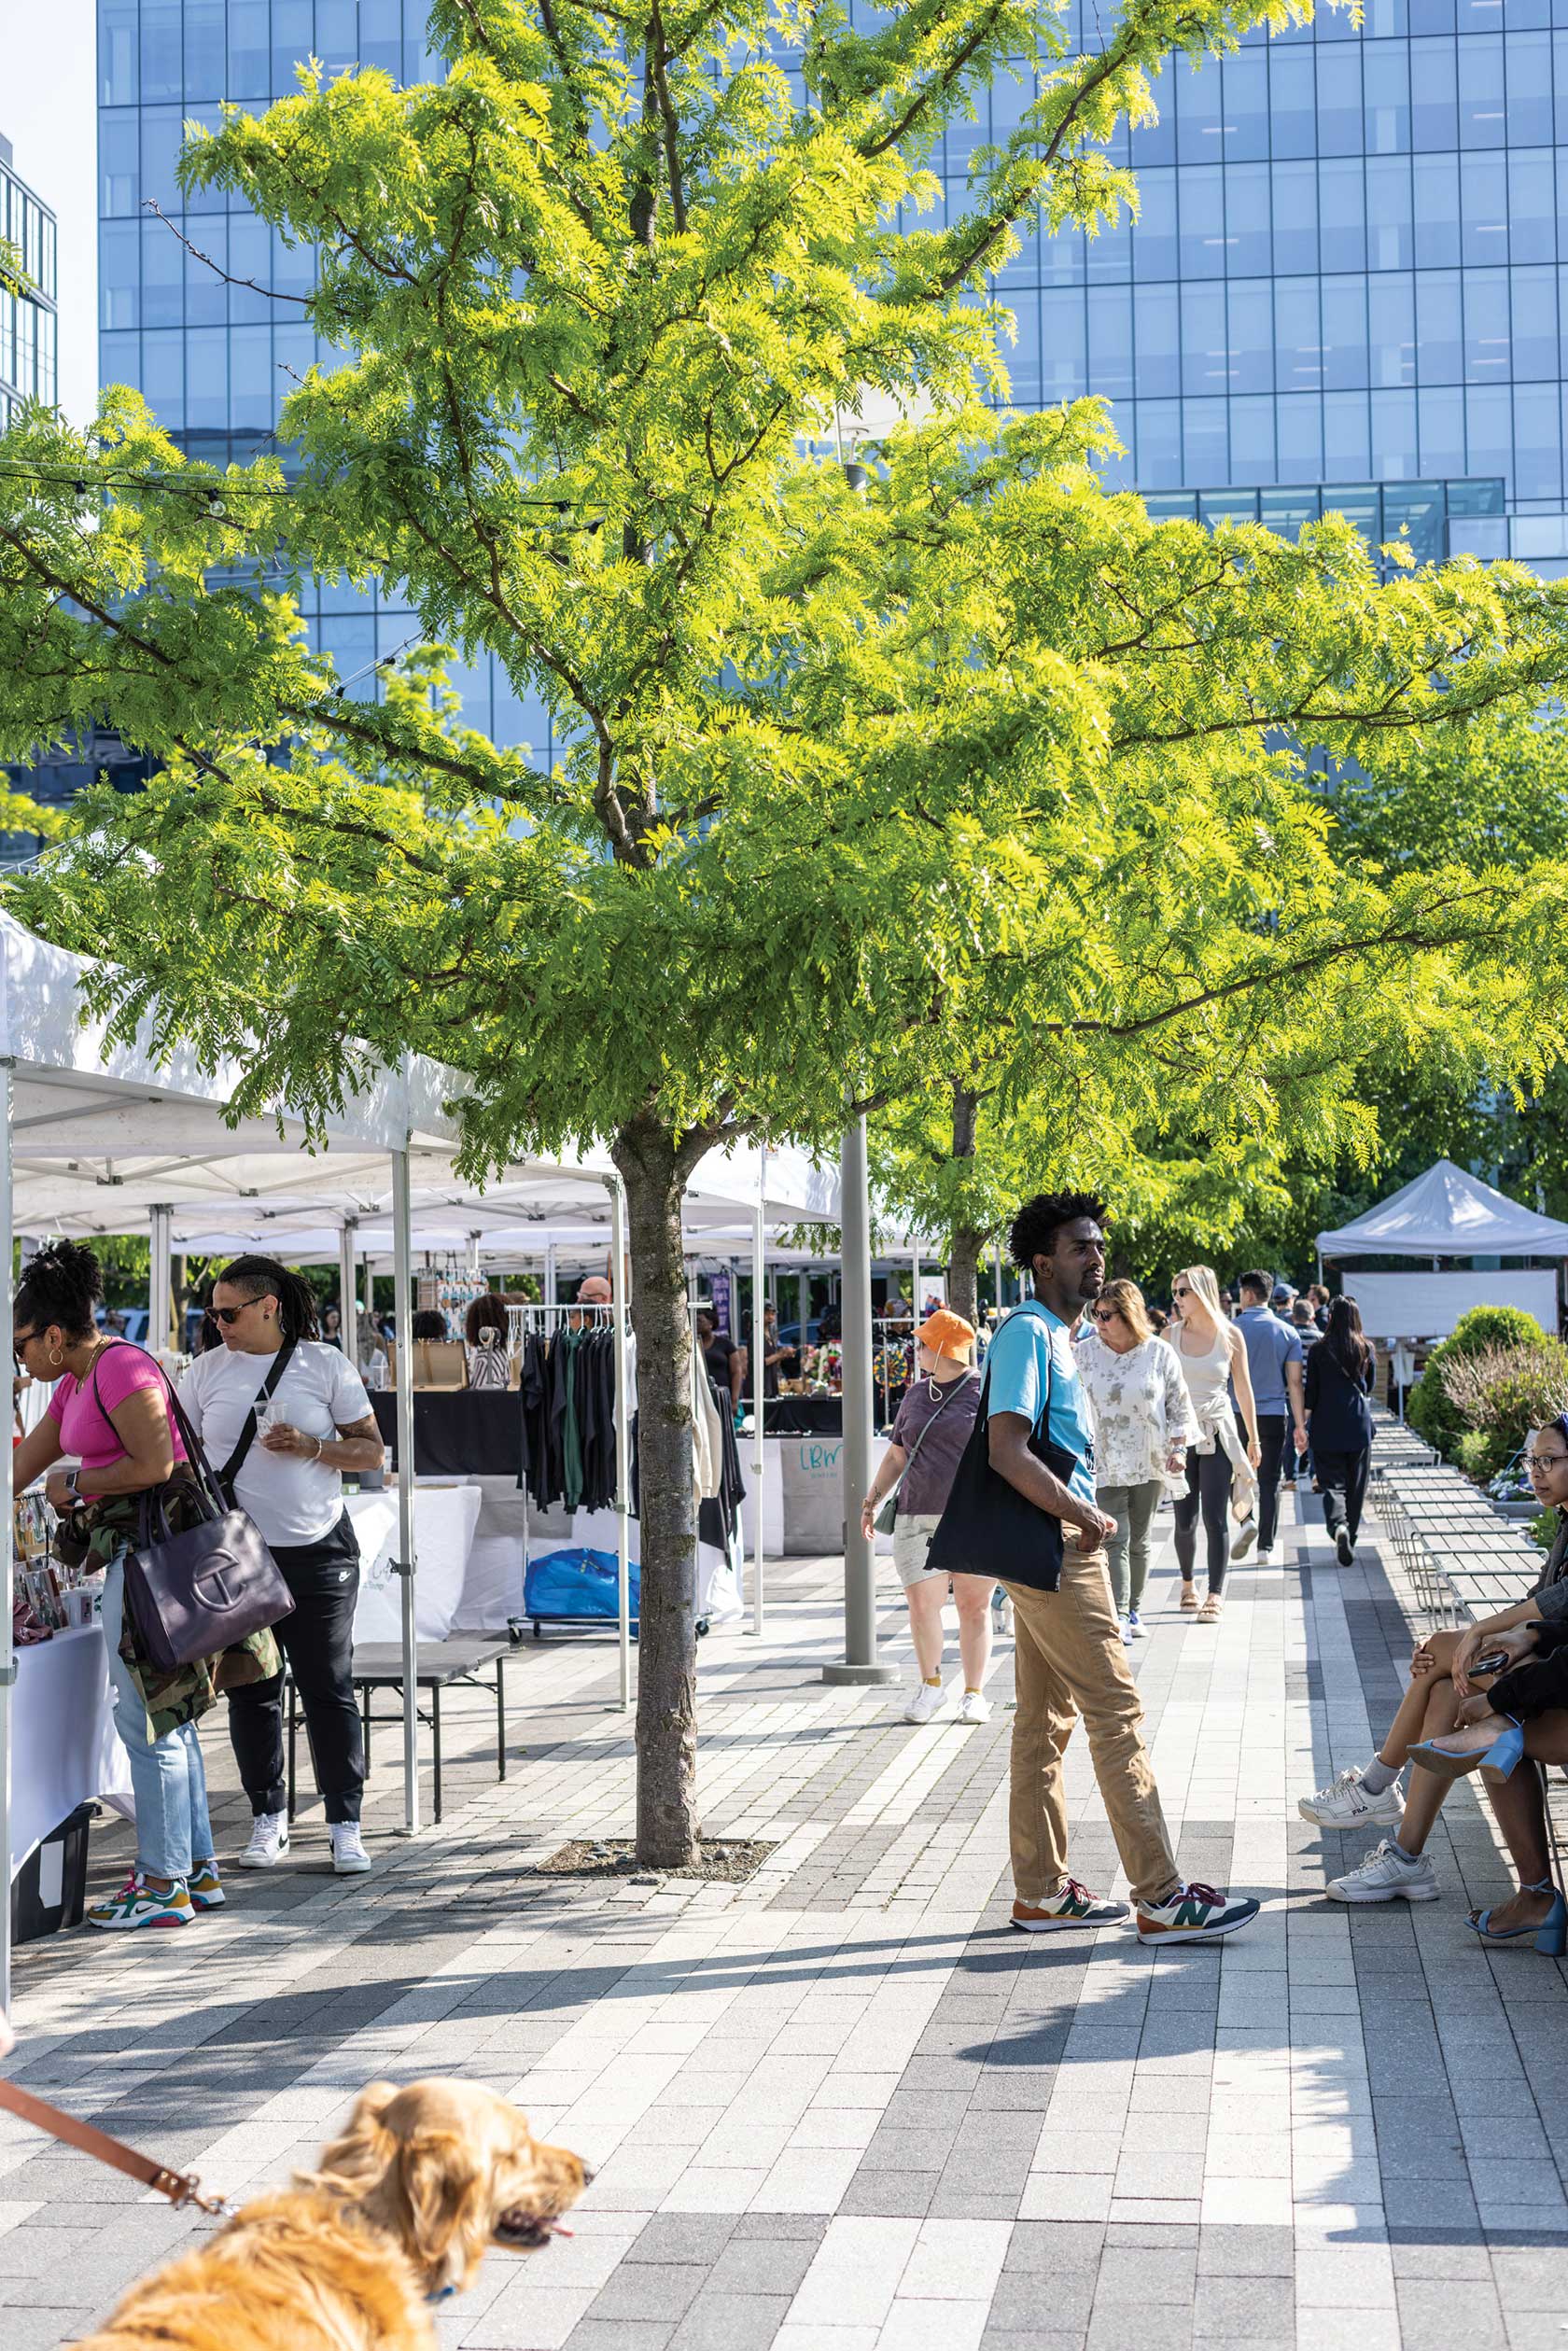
[210,1297,273,1325]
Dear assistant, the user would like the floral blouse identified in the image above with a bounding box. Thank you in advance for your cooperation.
[1072,1330,1199,1490]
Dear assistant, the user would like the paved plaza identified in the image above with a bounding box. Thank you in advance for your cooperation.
[3,1490,1567,2350]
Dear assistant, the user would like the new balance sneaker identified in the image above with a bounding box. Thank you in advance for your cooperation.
[1137,1882,1260,1944]
[1126,1609,1145,1639]
[903,1682,945,1726]
[1335,1528,1355,1567]
[1326,1838,1439,1904]
[1012,1881,1131,1931]
[1230,1517,1258,1561]
[956,1690,990,1726]
[329,1823,372,1875]
[238,1811,290,1868]
[86,1873,194,1931]
[189,1858,226,1910]
[1297,1765,1406,1829]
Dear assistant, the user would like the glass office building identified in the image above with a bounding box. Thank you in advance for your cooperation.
[87,0,1568,710]
[1,133,59,433]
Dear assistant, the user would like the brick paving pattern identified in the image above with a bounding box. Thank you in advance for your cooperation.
[3,1487,1567,2348]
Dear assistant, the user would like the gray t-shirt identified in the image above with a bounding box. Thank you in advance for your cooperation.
[890,1373,981,1518]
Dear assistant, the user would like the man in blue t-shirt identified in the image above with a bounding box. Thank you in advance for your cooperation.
[980,1192,1259,1949]
[1232,1270,1308,1557]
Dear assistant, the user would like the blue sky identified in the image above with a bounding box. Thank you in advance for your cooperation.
[7,0,96,424]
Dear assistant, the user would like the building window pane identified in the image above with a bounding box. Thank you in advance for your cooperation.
[1463,266,1511,379]
[1512,263,1559,376]
[1275,276,1323,393]
[1228,279,1275,395]
[1225,161,1270,276]
[1417,267,1464,378]
[1178,164,1225,277]
[1459,32,1506,141]
[1410,35,1459,145]
[1270,48,1318,157]
[1366,155,1414,268]
[1460,150,1508,264]
[1272,160,1319,273]
[1134,282,1181,395]
[1320,157,1367,270]
[1364,39,1413,147]
[1413,151,1461,266]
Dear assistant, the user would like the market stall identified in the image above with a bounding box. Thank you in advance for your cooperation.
[8,1626,133,1888]
[1318,1159,1568,1338]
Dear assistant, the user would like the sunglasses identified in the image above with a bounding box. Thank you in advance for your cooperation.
[1091,1307,1119,1324]
[209,1298,272,1325]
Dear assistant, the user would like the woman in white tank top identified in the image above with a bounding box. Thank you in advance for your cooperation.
[1169,1267,1261,1621]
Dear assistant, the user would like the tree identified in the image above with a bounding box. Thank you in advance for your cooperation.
[9,2,1568,1865]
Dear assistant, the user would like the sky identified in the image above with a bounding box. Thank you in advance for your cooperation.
[5,0,98,426]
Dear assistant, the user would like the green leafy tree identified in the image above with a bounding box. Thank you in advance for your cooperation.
[11,5,1568,1863]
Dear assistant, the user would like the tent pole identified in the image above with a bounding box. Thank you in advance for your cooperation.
[912,1239,922,1323]
[0,1062,14,2019]
[751,1192,765,1637]
[391,1147,420,1834]
[544,1240,557,1307]
[148,1202,173,1354]
[608,1175,632,1714]
[823,1113,895,1686]
[338,1218,358,1357]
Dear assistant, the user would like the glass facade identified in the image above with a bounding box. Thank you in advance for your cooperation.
[1,136,59,431]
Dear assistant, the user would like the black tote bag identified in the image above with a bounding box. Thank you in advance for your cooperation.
[924,1346,1083,1596]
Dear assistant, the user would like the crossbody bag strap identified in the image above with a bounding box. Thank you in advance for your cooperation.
[90,1345,229,1523]
[899,1369,974,1475]
[216,1336,298,1493]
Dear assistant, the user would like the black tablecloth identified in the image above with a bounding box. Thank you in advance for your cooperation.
[763,1396,843,1436]
[371,1391,524,1478]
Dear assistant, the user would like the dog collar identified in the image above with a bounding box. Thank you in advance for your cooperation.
[427,2287,457,2303]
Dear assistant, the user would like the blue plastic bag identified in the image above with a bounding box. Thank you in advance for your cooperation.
[524,1547,639,1624]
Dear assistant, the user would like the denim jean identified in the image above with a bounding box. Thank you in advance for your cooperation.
[102,1551,215,1881]
[1097,1478,1164,1616]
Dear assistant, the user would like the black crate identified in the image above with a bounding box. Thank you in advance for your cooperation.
[10,1803,95,1944]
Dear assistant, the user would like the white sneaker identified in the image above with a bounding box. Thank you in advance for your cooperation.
[1119,1616,1135,1646]
[903,1681,945,1726]
[1298,1765,1406,1828]
[329,1823,372,1875]
[1327,1838,1439,1904]
[1230,1516,1257,1560]
[956,1690,990,1725]
[238,1812,290,1868]
[1335,1527,1354,1567]
[1126,1609,1145,1638]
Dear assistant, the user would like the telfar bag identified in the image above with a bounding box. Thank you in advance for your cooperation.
[113,1352,296,1672]
[924,1324,1082,1595]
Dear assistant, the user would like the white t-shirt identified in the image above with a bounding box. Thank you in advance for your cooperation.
[178,1339,374,1547]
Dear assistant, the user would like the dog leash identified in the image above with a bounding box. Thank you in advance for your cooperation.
[0,2077,237,2216]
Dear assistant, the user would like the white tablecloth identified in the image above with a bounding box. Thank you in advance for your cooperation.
[8,1625,133,1882]
[347,1483,483,1644]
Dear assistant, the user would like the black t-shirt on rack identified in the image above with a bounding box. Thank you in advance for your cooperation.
[704,1333,738,1392]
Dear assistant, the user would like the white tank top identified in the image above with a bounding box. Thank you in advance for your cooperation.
[1173,1322,1233,1422]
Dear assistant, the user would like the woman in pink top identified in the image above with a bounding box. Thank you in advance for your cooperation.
[12,1240,220,1931]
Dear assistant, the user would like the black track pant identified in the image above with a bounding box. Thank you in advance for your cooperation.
[1314,1446,1371,1551]
[1171,1445,1233,1595]
[227,1513,364,1824]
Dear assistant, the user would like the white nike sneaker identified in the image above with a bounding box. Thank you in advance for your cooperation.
[903,1681,945,1726]
[1297,1765,1406,1828]
[956,1689,990,1726]
[1327,1838,1439,1904]
[238,1811,290,1868]
[329,1823,372,1875]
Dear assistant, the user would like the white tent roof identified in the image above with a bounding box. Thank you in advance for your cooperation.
[0,915,839,1238]
[1317,1158,1568,1259]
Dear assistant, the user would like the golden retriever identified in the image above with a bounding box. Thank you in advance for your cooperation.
[77,2078,590,2351]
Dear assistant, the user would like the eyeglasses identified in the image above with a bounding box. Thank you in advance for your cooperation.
[1527,1450,1568,1471]
[210,1297,271,1325]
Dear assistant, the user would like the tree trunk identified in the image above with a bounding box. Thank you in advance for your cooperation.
[948,1225,985,1328]
[613,1113,700,1868]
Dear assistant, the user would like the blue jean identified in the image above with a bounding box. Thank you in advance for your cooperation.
[102,1551,215,1881]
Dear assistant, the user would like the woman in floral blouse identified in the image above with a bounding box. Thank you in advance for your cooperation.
[1074,1280,1197,1643]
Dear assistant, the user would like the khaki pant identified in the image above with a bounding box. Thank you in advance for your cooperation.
[1002,1546,1180,1909]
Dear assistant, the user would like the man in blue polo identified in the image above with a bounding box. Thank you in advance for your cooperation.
[1233,1269,1308,1559]
[977,1190,1259,1947]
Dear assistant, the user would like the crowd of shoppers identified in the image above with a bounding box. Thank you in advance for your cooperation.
[1073,1280,1196,1644]
[1168,1266,1260,1620]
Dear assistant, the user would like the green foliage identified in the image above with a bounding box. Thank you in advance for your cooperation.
[1529,1505,1559,1551]
[1453,1430,1496,1482]
[1406,1305,1548,1456]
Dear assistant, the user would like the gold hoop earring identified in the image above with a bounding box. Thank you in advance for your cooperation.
[47,1348,63,1369]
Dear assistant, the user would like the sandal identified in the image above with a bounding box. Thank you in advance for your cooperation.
[1180,1584,1199,1613]
[1197,1593,1224,1623]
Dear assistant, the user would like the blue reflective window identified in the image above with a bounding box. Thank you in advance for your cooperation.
[1225,162,1271,276]
[1507,148,1555,262]
[1460,33,1507,141]
[1461,150,1508,262]
[1178,62,1224,161]
[1419,382,1467,469]
[229,0,269,97]
[140,1,181,103]
[1183,398,1227,482]
[1230,394,1278,475]
[362,0,403,75]
[1413,151,1461,265]
[1275,277,1323,392]
[1417,268,1464,377]
[140,108,186,212]
[141,212,181,327]
[1321,158,1368,270]
[1410,36,1459,145]
[1512,263,1560,373]
[1133,171,1177,279]
[1512,380,1561,493]
[1504,27,1555,135]
[228,323,273,431]
[1277,392,1326,480]
[99,0,138,105]
[1323,274,1370,385]
[100,220,138,329]
[1270,49,1318,158]
[1040,287,1085,399]
[1371,273,1417,381]
[1324,391,1373,469]
[1085,213,1130,286]
[273,0,312,94]
[1272,160,1319,273]
[187,325,227,432]
[316,0,359,75]
[1223,49,1270,158]
[1367,155,1415,267]
[1178,165,1225,276]
[1131,283,1178,398]
[1464,265,1512,378]
[101,111,139,216]
[1372,386,1421,473]
[1411,0,1457,25]
[1318,48,1365,151]
[1466,380,1513,469]
[1555,28,1568,139]
[1181,282,1228,396]
[1228,279,1275,394]
[1087,286,1134,399]
[140,327,184,427]
[227,214,273,323]
[1364,40,1413,147]
[1130,82,1176,169]
[185,2,224,98]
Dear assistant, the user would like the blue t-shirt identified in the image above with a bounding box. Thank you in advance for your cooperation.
[1234,1306,1304,1417]
[982,1300,1098,1508]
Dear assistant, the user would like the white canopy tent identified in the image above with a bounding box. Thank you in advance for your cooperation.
[0,915,839,2008]
[1317,1158,1568,1339]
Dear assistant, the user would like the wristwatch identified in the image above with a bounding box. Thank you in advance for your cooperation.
[62,1469,80,1505]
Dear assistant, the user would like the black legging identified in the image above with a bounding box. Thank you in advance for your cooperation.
[1171,1443,1233,1594]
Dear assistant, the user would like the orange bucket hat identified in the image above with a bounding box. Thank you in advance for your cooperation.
[917,1308,976,1364]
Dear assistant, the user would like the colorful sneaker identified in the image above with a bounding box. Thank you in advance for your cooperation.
[238,1811,289,1868]
[1297,1765,1405,1829]
[1011,1881,1131,1931]
[1126,1609,1145,1639]
[189,1858,226,1910]
[956,1689,990,1726]
[1136,1882,1260,1944]
[329,1824,372,1875]
[86,1873,193,1931]
[903,1682,945,1727]
[1326,1839,1439,1905]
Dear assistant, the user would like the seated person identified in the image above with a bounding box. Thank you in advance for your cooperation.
[1297,1419,1568,1910]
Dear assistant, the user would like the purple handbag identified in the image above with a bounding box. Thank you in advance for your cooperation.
[98,1350,297,1672]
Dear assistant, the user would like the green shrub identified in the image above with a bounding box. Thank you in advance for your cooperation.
[1529,1506,1560,1553]
[1453,1429,1499,1481]
[1406,1304,1547,1458]
[1430,1335,1568,1483]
